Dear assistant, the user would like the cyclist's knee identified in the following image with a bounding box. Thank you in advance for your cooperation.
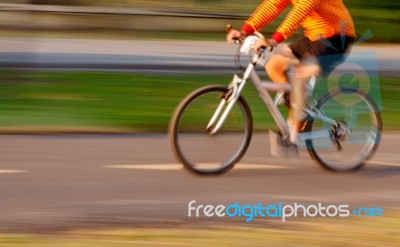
[265,55,288,78]
[295,63,320,78]
[265,46,298,81]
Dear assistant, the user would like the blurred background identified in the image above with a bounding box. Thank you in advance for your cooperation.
[0,0,398,132]
[0,1,399,246]
[0,0,398,41]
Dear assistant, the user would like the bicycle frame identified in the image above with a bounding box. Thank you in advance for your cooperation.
[207,52,339,141]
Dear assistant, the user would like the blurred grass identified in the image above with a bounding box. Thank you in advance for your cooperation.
[0,214,399,246]
[0,70,398,133]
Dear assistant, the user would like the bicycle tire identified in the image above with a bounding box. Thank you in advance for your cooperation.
[169,85,253,175]
[305,88,382,171]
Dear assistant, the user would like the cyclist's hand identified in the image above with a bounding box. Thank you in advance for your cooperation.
[254,38,278,52]
[226,29,242,44]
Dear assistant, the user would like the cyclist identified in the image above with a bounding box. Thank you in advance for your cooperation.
[227,0,355,145]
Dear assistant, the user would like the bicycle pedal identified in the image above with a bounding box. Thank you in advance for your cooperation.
[282,143,299,158]
[269,130,299,158]
[274,92,290,107]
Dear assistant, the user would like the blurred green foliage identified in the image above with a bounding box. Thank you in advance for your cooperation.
[346,0,400,42]
[0,71,398,132]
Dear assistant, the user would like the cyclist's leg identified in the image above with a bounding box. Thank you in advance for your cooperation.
[285,36,324,144]
[290,35,355,143]
[269,35,355,144]
[289,59,320,143]
[265,44,298,84]
[265,43,317,144]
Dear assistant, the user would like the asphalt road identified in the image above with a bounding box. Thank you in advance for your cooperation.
[0,133,399,232]
[0,38,399,233]
[0,38,399,75]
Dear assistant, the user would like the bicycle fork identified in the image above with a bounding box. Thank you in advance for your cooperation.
[206,64,255,135]
[206,74,244,135]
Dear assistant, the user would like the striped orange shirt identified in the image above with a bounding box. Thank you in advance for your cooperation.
[242,0,355,43]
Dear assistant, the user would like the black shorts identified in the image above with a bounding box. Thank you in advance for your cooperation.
[289,35,355,75]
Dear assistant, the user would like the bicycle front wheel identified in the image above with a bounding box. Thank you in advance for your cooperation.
[169,85,253,175]
[305,88,382,171]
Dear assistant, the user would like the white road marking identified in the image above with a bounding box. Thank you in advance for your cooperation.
[0,169,27,174]
[103,163,288,170]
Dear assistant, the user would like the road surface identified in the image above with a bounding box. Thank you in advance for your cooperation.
[0,38,398,233]
[0,133,399,232]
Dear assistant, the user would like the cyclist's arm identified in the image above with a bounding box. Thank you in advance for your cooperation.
[274,0,322,42]
[242,0,291,36]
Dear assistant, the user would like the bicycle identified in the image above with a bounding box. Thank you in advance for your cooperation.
[169,28,382,175]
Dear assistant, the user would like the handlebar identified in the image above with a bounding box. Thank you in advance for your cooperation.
[226,24,270,51]
[226,24,265,40]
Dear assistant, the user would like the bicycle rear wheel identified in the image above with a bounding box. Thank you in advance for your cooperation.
[169,85,252,175]
[305,88,382,171]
